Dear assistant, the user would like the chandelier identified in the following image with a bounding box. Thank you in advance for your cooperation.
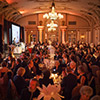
[47,20,58,31]
[43,2,63,20]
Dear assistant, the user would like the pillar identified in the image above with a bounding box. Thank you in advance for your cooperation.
[98,27,100,42]
[60,26,67,44]
[89,30,91,43]
[37,26,44,43]
[25,30,27,43]
[77,30,80,42]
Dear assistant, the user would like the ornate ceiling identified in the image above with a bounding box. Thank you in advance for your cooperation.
[0,0,100,25]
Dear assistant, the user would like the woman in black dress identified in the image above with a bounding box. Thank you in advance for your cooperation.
[77,65,88,86]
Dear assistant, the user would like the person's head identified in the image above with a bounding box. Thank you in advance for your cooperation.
[90,95,100,100]
[86,55,91,61]
[78,65,85,74]
[17,67,25,76]
[55,60,60,66]
[8,54,12,60]
[62,53,66,58]
[0,53,2,58]
[14,38,16,41]
[70,55,76,61]
[29,78,39,92]
[43,70,50,79]
[96,70,100,80]
[16,58,21,64]
[66,67,72,74]
[34,58,38,63]
[12,58,15,63]
[80,86,93,100]
[2,61,7,67]
[70,61,76,69]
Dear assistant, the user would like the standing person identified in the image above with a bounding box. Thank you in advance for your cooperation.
[12,38,16,45]
[20,78,40,100]
[77,65,88,86]
[39,70,54,87]
[61,67,77,100]
[70,61,78,75]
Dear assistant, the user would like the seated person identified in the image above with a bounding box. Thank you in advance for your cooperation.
[52,60,62,75]
[0,61,9,78]
[71,85,93,100]
[39,70,54,87]
[90,95,100,100]
[24,60,36,80]
[20,78,40,100]
[13,67,27,96]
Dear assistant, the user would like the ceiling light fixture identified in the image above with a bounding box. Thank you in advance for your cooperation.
[43,1,63,20]
[47,20,58,31]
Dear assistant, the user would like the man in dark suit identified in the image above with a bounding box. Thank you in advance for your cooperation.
[13,58,22,75]
[61,67,77,100]
[20,78,40,100]
[13,67,27,96]
[24,60,35,80]
[54,52,59,60]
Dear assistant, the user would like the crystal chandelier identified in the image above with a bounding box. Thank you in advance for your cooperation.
[43,2,63,20]
[47,20,58,31]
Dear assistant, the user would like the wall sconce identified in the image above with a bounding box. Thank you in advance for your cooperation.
[62,21,65,26]
[81,35,85,39]
[96,34,98,38]
[39,21,43,26]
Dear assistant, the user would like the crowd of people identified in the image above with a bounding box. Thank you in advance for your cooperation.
[0,41,100,100]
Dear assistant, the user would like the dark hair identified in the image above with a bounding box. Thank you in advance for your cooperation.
[7,71,12,79]
[2,61,7,67]
[8,53,12,58]
[17,58,21,64]
[34,58,38,62]
[12,58,15,62]
[43,70,50,79]
[78,65,85,72]
[71,55,77,63]
[66,67,72,73]
[0,53,2,58]
[30,78,39,86]
[27,60,32,65]
[37,70,42,75]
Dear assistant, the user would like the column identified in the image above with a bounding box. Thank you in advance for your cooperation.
[86,31,89,43]
[89,30,91,43]
[77,30,80,41]
[60,26,67,44]
[97,28,100,43]
[25,30,27,43]
[98,28,100,42]
[37,26,44,43]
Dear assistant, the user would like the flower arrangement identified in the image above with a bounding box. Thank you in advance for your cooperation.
[37,84,64,100]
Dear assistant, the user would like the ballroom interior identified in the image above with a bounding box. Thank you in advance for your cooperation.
[0,0,100,52]
[0,1,100,100]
